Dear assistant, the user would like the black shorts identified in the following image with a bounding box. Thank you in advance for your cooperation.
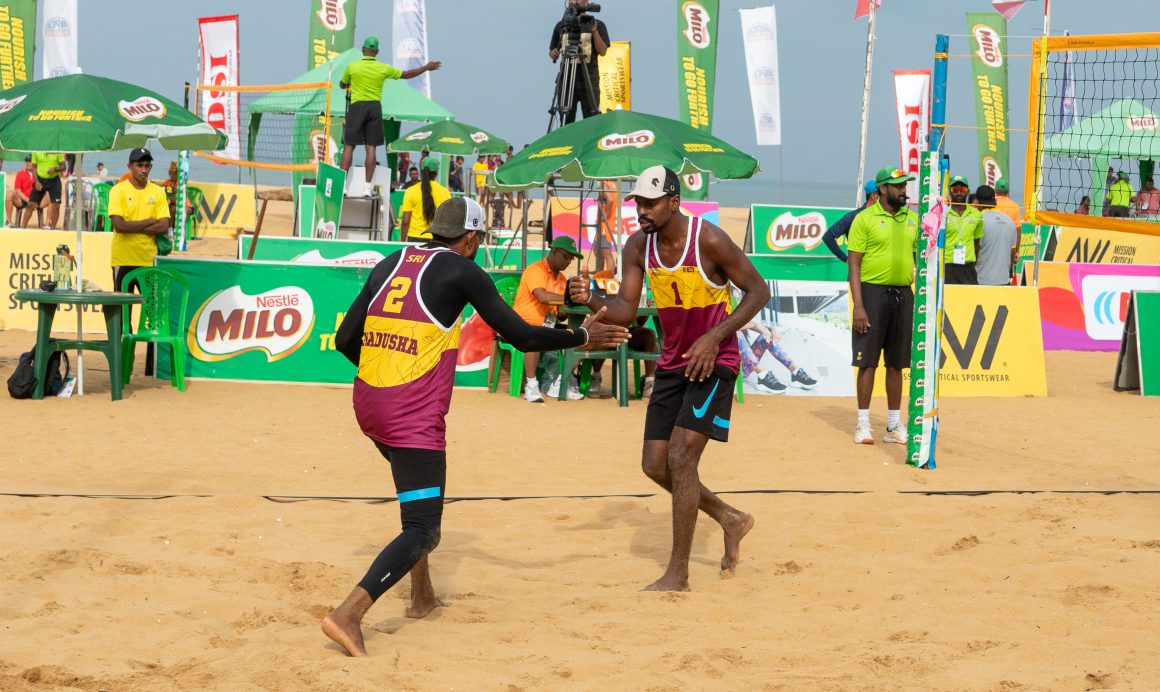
[373,442,447,518]
[644,365,736,443]
[29,176,61,204]
[944,263,977,285]
[852,283,914,369]
[344,100,385,146]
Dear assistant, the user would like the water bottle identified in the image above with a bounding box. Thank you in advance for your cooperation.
[53,245,73,291]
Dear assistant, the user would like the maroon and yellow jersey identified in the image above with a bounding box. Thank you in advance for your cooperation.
[646,217,740,374]
[353,246,461,450]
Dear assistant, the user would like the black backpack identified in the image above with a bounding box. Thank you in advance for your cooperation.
[7,349,70,399]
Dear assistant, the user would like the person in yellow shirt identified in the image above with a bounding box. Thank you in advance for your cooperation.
[109,147,171,376]
[472,154,490,212]
[992,177,1023,225]
[400,157,451,241]
[339,37,441,191]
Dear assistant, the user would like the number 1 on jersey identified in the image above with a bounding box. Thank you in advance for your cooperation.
[670,280,683,306]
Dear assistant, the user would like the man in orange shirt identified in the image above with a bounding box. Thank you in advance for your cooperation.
[513,237,583,402]
[992,177,1022,225]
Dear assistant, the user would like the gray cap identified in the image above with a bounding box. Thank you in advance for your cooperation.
[428,197,485,239]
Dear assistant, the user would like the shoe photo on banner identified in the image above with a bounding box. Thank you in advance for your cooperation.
[756,371,787,394]
[790,367,818,389]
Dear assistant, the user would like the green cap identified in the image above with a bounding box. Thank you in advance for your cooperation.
[421,156,440,173]
[994,177,1010,192]
[874,166,915,186]
[549,236,583,259]
[1117,170,1130,179]
[948,175,970,188]
[363,36,380,51]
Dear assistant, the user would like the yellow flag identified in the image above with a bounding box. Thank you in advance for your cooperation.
[598,41,631,112]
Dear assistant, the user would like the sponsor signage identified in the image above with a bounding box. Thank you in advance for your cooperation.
[676,0,718,200]
[1054,226,1160,265]
[967,12,1010,188]
[198,15,241,161]
[597,41,631,113]
[191,182,256,238]
[307,0,356,69]
[739,6,781,146]
[893,70,930,203]
[1035,261,1160,350]
[117,96,166,122]
[597,130,654,150]
[1114,291,1160,396]
[750,204,852,256]
[0,229,113,330]
[238,235,545,272]
[312,163,345,239]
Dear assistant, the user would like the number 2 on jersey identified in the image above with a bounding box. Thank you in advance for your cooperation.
[382,277,412,314]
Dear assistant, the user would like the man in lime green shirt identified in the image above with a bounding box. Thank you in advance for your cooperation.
[944,175,983,285]
[339,36,442,192]
[23,152,66,229]
[847,166,918,446]
[1107,170,1135,218]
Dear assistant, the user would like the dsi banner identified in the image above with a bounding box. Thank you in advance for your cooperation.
[739,6,781,147]
[1053,226,1160,265]
[893,70,930,203]
[598,41,631,113]
[192,182,256,239]
[0,229,112,330]
[198,15,241,162]
[1036,261,1160,350]
[750,204,853,256]
[392,0,430,98]
[307,0,356,69]
[39,0,76,78]
[966,11,1009,187]
[676,0,718,200]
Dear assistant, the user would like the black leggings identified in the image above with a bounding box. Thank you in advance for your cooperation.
[357,443,446,601]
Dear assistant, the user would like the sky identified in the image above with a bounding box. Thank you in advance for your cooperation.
[66,0,1154,206]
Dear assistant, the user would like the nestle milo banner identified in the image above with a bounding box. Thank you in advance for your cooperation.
[307,0,355,69]
[750,204,852,256]
[238,236,545,271]
[676,0,717,200]
[966,11,1009,187]
[154,257,508,388]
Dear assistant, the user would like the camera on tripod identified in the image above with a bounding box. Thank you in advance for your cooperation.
[560,3,600,40]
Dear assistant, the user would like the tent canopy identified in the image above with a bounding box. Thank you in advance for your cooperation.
[1043,98,1160,159]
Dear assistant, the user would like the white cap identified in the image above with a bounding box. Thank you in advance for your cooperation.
[626,165,680,202]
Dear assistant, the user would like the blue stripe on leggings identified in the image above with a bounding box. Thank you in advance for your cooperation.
[713,415,730,429]
[397,486,442,503]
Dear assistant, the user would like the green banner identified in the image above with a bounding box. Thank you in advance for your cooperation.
[676,0,718,201]
[966,12,1009,188]
[749,204,854,257]
[307,0,356,70]
[0,0,34,163]
[906,155,944,469]
[312,163,345,238]
[1136,292,1160,396]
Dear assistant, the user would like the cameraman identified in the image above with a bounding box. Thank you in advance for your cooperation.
[548,0,609,124]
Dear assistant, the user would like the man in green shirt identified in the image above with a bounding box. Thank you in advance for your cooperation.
[1107,171,1135,218]
[339,36,441,192]
[24,152,66,229]
[847,166,918,446]
[944,175,983,285]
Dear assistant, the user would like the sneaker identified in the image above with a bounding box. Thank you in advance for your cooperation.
[757,372,787,394]
[790,368,818,389]
[854,422,874,445]
[546,377,561,398]
[525,380,544,403]
[566,382,585,401]
[641,377,655,399]
[589,371,603,396]
[882,425,908,444]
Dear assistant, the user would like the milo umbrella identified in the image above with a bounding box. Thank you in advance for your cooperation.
[388,120,508,156]
[0,73,226,394]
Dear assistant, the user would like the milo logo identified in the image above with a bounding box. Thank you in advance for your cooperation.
[118,97,167,122]
[189,286,315,363]
[470,131,490,144]
[317,0,349,31]
[294,250,385,266]
[982,156,1003,186]
[598,130,655,151]
[1127,115,1157,131]
[682,2,712,49]
[405,130,433,141]
[309,130,338,164]
[0,94,26,115]
[683,172,703,191]
[972,24,1003,68]
[315,219,337,239]
[767,211,827,251]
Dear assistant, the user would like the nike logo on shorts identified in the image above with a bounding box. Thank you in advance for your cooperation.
[691,380,720,419]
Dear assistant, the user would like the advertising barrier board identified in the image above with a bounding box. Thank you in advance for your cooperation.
[238,236,545,271]
[0,229,113,330]
[749,204,853,257]
[1034,261,1160,350]
[192,182,256,238]
[1114,291,1160,396]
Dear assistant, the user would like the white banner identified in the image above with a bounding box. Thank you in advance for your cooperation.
[893,70,931,202]
[41,0,78,78]
[392,0,430,97]
[739,6,781,146]
[198,15,241,161]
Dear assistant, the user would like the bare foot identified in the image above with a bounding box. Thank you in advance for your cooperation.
[321,612,367,657]
[720,512,756,576]
[643,574,690,592]
[405,596,446,619]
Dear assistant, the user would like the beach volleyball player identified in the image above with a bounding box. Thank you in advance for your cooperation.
[322,198,628,656]
[569,166,769,592]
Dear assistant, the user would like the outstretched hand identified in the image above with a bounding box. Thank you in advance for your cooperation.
[568,274,591,305]
[426,60,443,72]
[580,306,630,351]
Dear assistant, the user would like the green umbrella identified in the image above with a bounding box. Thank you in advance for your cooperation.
[493,110,759,188]
[388,120,508,156]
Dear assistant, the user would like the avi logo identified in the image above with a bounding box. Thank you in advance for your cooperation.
[682,2,712,50]
[199,193,239,226]
[1065,238,1111,264]
[972,24,1003,68]
[942,305,1007,369]
[317,0,349,31]
[118,97,167,122]
[188,286,315,363]
[598,130,655,151]
[767,211,827,251]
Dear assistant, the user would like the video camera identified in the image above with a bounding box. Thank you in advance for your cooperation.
[560,2,601,35]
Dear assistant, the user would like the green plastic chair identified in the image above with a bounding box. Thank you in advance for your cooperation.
[120,267,190,392]
[90,182,113,232]
[185,186,205,240]
[487,277,526,396]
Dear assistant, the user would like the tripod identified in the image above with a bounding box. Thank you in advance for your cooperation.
[547,32,598,133]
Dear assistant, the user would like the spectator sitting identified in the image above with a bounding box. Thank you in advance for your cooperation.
[7,155,36,227]
[512,237,585,402]
[993,177,1022,224]
[95,162,108,178]
[400,157,452,242]
[1135,177,1160,218]
[1074,195,1091,215]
